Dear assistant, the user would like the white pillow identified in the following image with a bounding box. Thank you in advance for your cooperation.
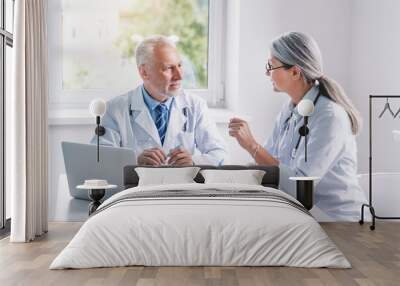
[200,169,266,185]
[135,167,201,186]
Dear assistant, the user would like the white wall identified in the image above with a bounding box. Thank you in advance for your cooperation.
[48,125,93,219]
[349,0,400,173]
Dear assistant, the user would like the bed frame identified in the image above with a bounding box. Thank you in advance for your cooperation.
[123,165,315,211]
[123,165,280,189]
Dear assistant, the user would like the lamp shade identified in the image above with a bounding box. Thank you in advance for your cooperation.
[297,99,315,117]
[89,99,106,117]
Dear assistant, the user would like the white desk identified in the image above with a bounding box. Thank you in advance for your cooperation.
[48,174,89,222]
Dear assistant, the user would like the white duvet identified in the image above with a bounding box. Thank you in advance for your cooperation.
[50,183,350,269]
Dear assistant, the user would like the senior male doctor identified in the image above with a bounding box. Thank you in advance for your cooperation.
[91,35,227,166]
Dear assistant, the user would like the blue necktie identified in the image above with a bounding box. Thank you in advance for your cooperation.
[155,103,168,145]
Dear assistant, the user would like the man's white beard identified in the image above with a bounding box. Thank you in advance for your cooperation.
[160,87,182,98]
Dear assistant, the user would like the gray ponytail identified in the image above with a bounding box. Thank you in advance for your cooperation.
[270,32,362,135]
[318,76,362,135]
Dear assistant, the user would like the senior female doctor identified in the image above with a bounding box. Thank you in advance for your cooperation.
[229,32,367,221]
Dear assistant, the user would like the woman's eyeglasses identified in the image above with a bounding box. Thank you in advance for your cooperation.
[265,62,292,73]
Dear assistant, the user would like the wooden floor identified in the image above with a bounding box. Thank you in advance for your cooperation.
[0,222,399,286]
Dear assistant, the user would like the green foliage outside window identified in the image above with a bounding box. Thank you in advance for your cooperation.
[114,0,209,88]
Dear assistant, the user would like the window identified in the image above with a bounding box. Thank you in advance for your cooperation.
[49,0,226,110]
[1,0,14,231]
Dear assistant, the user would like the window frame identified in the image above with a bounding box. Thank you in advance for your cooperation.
[48,0,227,110]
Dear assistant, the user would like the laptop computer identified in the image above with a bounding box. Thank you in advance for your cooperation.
[62,141,136,200]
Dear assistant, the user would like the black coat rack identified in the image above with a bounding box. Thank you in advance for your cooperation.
[359,95,400,230]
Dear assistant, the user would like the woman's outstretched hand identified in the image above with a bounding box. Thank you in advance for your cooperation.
[228,117,258,152]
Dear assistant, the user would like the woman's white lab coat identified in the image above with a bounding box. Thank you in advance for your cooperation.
[264,85,367,221]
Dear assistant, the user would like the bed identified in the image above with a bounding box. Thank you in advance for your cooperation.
[50,165,350,269]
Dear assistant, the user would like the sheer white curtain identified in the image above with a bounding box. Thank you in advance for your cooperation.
[9,0,48,242]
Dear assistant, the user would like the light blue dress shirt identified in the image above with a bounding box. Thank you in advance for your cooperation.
[142,85,173,128]
[263,84,368,221]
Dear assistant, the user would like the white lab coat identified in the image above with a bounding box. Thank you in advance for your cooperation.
[264,85,368,221]
[91,86,228,165]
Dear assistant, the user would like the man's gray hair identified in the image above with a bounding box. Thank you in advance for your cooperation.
[270,32,362,135]
[135,35,177,67]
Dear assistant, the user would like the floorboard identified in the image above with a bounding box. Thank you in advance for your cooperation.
[0,222,399,286]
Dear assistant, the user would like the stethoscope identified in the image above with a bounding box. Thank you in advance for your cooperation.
[128,104,189,132]
[281,93,321,160]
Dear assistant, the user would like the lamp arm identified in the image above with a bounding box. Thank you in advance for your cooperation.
[305,131,308,162]
[97,125,100,162]
[298,116,310,162]
[304,116,308,162]
[95,116,106,162]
